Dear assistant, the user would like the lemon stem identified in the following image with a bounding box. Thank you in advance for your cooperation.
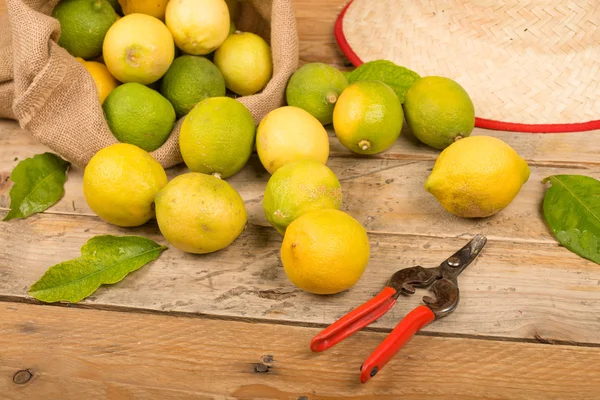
[326,92,338,104]
[358,139,371,151]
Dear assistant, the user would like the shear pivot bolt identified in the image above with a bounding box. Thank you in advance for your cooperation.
[370,367,378,377]
[448,256,461,267]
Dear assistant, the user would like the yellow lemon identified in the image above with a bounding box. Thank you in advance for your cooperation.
[83,143,168,227]
[256,106,329,174]
[213,32,272,96]
[76,58,119,104]
[118,0,169,20]
[102,13,175,85]
[333,80,403,155]
[263,160,342,235]
[154,173,247,254]
[281,209,370,295]
[425,135,530,218]
[165,0,230,55]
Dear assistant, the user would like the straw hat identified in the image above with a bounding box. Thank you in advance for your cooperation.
[335,0,600,133]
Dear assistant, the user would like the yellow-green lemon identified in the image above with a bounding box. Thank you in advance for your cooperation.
[102,13,175,84]
[83,143,168,227]
[285,62,348,125]
[425,135,530,218]
[213,32,272,96]
[333,81,403,155]
[179,97,255,178]
[281,209,370,295]
[256,106,329,174]
[403,76,475,150]
[154,172,247,254]
[263,160,343,235]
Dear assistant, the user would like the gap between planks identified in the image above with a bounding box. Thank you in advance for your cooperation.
[1,295,598,349]
[2,302,600,400]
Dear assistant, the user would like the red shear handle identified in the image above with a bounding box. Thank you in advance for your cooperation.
[310,286,398,352]
[360,305,435,384]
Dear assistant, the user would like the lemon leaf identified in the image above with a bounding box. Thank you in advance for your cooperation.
[542,175,600,264]
[3,153,70,221]
[29,235,167,303]
[346,60,420,103]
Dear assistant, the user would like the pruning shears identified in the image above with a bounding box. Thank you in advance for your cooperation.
[310,234,487,383]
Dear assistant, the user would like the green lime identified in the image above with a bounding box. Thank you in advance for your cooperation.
[285,62,348,125]
[52,0,118,59]
[332,81,403,155]
[159,55,226,117]
[263,160,342,235]
[403,76,475,150]
[103,82,176,152]
[179,97,256,178]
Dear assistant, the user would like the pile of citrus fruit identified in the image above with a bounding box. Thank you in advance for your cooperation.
[53,0,531,297]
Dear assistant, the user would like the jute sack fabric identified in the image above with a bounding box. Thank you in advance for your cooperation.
[0,0,299,168]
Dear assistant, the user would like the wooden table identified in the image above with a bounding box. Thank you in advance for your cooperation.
[2,1,600,398]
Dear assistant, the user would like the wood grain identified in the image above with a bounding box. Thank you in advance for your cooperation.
[1,211,599,344]
[2,302,600,400]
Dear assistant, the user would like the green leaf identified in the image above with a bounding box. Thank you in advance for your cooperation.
[3,152,70,221]
[542,175,600,264]
[346,60,421,103]
[29,235,167,303]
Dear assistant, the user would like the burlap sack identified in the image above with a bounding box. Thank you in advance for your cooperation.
[0,0,299,169]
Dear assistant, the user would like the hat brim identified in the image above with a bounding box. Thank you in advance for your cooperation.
[335,0,600,133]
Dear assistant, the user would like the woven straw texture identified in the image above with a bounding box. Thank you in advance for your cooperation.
[0,0,298,169]
[341,0,600,126]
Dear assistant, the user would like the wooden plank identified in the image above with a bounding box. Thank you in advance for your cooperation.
[2,122,598,243]
[2,302,600,400]
[1,211,599,344]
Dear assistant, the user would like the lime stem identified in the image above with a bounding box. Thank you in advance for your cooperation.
[326,93,338,104]
[212,172,222,179]
[358,139,371,151]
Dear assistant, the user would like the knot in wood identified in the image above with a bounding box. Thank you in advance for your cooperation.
[13,369,32,385]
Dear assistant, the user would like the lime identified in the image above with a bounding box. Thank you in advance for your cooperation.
[83,143,168,227]
[263,160,342,235]
[425,136,530,218]
[281,209,370,295]
[214,32,272,96]
[333,80,403,155]
[102,13,175,84]
[159,55,226,117]
[403,76,475,149]
[155,172,247,254]
[256,106,329,174]
[103,82,176,152]
[165,0,230,55]
[52,0,118,59]
[285,62,348,125]
[179,97,256,178]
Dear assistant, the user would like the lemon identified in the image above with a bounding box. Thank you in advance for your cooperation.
[159,55,226,117]
[83,143,168,227]
[165,0,230,55]
[103,13,175,84]
[425,135,530,218]
[214,32,272,96]
[333,81,403,155]
[281,209,370,295]
[155,173,247,254]
[256,106,329,174]
[404,76,475,150]
[76,58,119,105]
[118,0,168,19]
[263,160,342,235]
[179,97,255,178]
[52,0,118,59]
[103,82,176,152]
[285,62,348,125]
